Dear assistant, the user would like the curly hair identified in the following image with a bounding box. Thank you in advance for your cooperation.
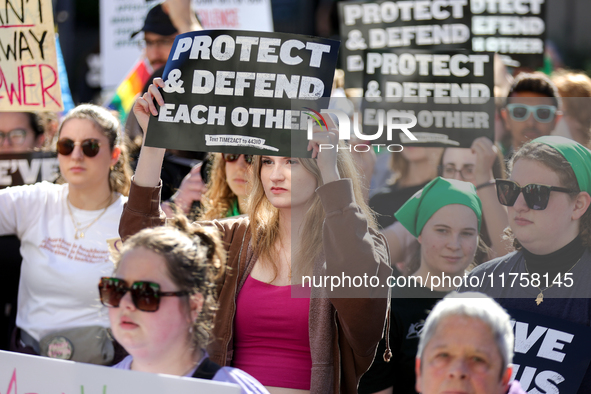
[114,215,226,348]
[504,142,591,249]
[198,153,240,220]
[58,104,132,196]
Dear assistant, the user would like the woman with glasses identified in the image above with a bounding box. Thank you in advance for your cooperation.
[460,136,591,392]
[119,78,391,393]
[438,137,510,263]
[360,177,483,394]
[198,153,251,220]
[104,216,268,393]
[0,104,131,364]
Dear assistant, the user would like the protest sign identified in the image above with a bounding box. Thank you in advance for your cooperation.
[100,0,151,89]
[0,151,58,188]
[506,308,591,394]
[194,0,274,32]
[471,0,546,68]
[0,350,241,394]
[143,30,339,157]
[338,0,472,88]
[0,0,63,111]
[359,50,494,147]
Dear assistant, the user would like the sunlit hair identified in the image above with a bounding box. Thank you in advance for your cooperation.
[417,292,514,376]
[113,214,226,348]
[504,142,591,249]
[199,153,240,220]
[247,143,377,280]
[58,104,132,196]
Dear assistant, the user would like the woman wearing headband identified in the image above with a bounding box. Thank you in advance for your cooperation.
[0,104,131,364]
[104,216,268,393]
[460,136,591,392]
[119,78,391,393]
[360,177,483,394]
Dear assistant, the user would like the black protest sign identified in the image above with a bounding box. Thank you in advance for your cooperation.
[360,50,494,147]
[338,0,472,89]
[0,151,59,188]
[143,30,339,158]
[471,0,546,69]
[506,308,591,394]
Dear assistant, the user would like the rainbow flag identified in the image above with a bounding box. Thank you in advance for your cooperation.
[105,58,153,122]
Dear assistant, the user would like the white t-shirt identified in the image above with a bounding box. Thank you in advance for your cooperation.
[0,181,127,341]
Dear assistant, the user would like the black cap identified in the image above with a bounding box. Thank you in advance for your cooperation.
[131,3,177,39]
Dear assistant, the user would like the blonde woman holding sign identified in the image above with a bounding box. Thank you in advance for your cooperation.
[0,104,131,364]
[119,78,391,394]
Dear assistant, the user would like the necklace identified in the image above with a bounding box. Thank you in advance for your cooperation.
[524,256,582,305]
[66,193,112,240]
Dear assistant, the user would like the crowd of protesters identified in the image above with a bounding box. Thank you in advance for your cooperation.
[2,1,591,394]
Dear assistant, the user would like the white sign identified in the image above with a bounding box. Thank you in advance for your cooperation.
[194,0,273,32]
[100,0,151,89]
[0,351,240,394]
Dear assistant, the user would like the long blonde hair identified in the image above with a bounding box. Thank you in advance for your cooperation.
[247,144,377,280]
[199,153,239,220]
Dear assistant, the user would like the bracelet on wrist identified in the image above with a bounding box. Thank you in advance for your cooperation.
[476,180,496,191]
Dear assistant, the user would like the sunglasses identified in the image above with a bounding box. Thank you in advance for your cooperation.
[98,277,188,312]
[505,104,557,123]
[495,179,576,210]
[57,138,102,157]
[0,128,27,146]
[222,153,253,164]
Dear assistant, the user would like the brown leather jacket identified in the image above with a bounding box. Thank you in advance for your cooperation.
[119,179,392,393]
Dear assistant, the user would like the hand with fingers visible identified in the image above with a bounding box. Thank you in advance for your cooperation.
[162,0,201,33]
[170,162,207,214]
[471,136,498,184]
[307,119,340,184]
[133,78,165,134]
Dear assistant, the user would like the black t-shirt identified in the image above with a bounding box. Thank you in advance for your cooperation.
[369,182,427,229]
[358,285,449,394]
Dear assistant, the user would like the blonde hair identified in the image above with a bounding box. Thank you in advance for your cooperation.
[199,153,240,220]
[58,104,132,195]
[247,144,377,280]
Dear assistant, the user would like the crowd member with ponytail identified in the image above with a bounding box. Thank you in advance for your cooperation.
[460,136,591,393]
[119,78,391,393]
[0,104,131,364]
[104,216,268,393]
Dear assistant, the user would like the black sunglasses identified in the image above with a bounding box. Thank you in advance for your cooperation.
[495,179,576,210]
[222,153,253,164]
[99,277,188,312]
[57,138,102,158]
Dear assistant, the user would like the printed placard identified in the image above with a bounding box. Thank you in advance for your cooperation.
[360,50,495,147]
[338,0,472,88]
[0,0,63,111]
[471,0,546,69]
[194,0,274,31]
[0,151,59,188]
[0,350,240,394]
[506,308,591,394]
[144,30,340,157]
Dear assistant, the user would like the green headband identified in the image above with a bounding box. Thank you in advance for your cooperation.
[395,177,482,238]
[534,136,591,194]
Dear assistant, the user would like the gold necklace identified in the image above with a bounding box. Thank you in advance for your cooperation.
[524,256,582,305]
[66,193,112,240]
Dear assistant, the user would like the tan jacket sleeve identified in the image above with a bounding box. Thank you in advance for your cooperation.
[316,179,392,361]
[119,180,167,241]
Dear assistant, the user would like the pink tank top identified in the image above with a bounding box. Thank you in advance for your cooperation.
[233,274,312,389]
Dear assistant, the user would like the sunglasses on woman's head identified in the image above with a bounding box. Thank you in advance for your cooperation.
[505,104,557,123]
[222,153,253,164]
[98,277,188,312]
[495,179,576,211]
[57,138,102,157]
